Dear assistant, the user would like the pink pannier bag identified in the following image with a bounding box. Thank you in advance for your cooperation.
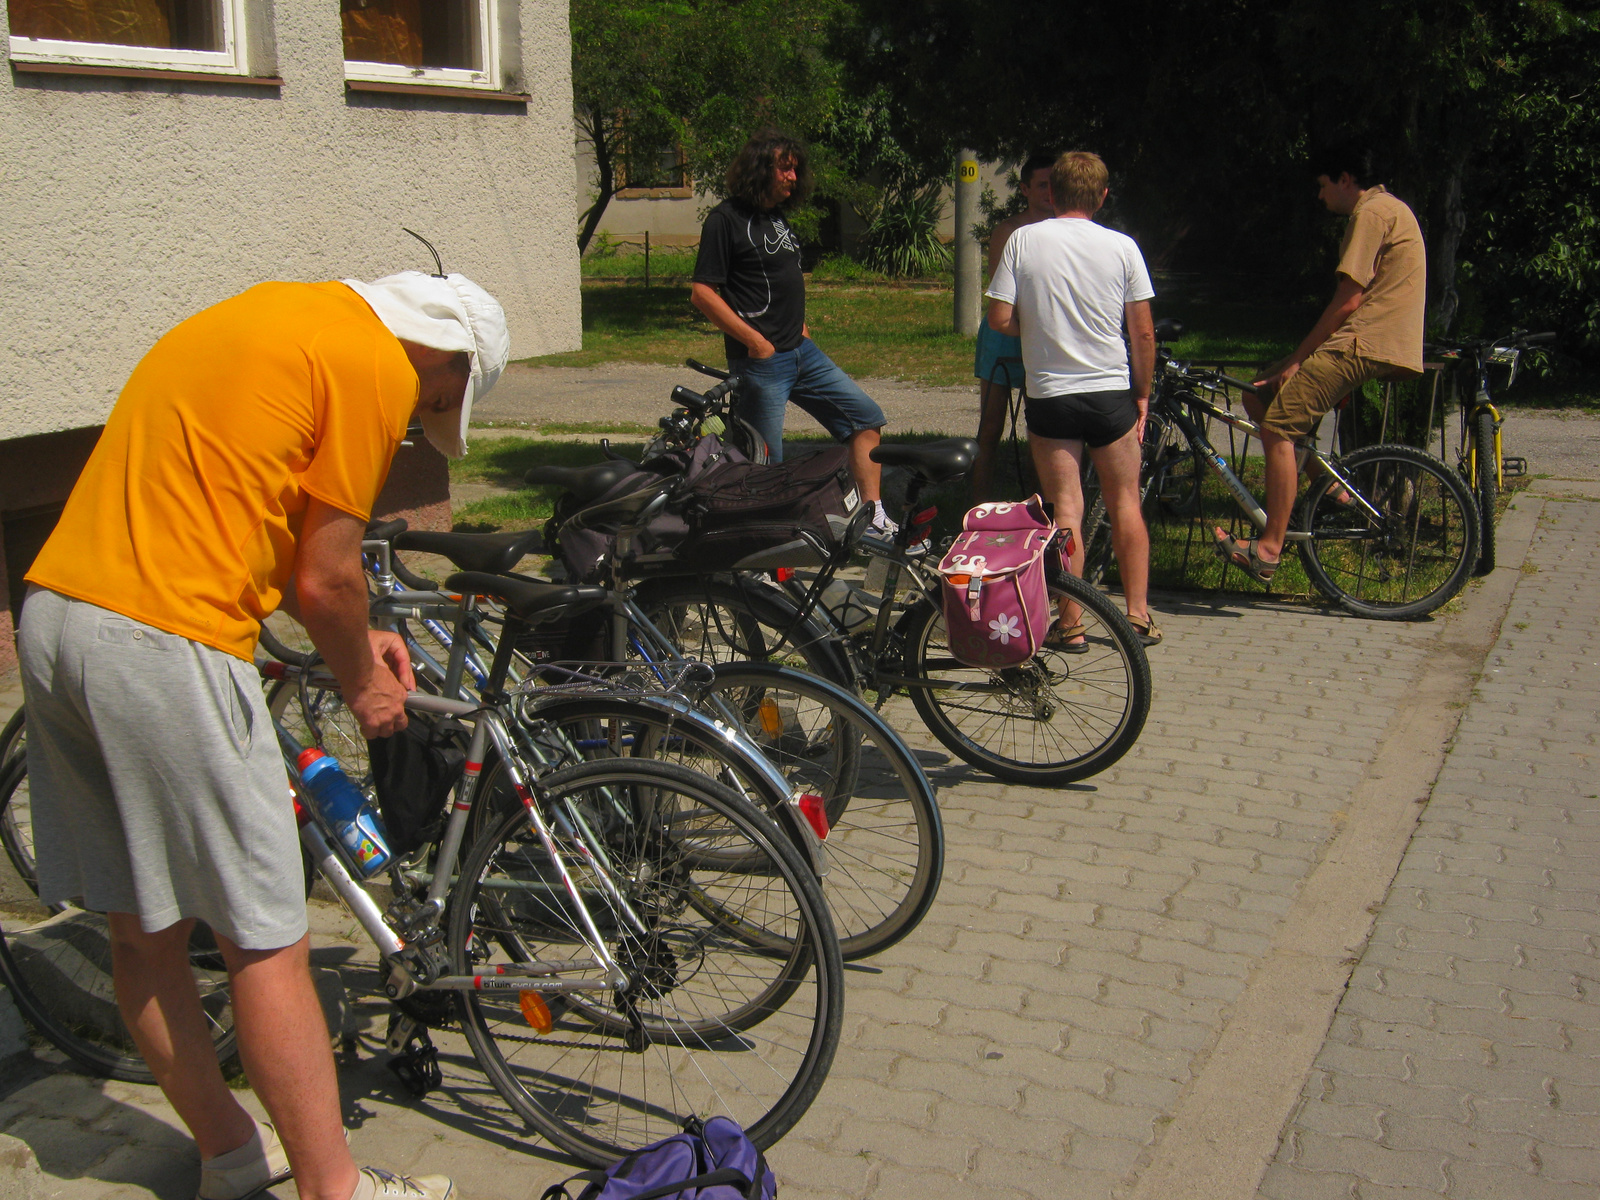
[938,495,1068,668]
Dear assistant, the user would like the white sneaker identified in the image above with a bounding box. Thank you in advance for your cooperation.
[351,1167,457,1200]
[196,1121,292,1200]
[867,509,899,540]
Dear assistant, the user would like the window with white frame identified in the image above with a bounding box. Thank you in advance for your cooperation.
[342,0,500,91]
[7,0,250,74]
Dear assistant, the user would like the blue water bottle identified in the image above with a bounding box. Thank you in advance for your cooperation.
[296,748,393,877]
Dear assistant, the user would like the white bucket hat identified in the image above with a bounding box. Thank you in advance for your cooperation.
[343,270,510,458]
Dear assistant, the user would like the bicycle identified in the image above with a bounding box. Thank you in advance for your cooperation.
[2,623,845,1163]
[1099,350,1481,619]
[526,424,1150,785]
[1425,331,1553,574]
[300,521,943,960]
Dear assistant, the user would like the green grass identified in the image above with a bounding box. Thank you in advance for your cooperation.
[521,278,1316,387]
[581,246,701,280]
[449,436,650,531]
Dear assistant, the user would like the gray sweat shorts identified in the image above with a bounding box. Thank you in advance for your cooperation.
[17,588,307,950]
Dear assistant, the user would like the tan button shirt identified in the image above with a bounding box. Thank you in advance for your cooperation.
[1322,186,1427,376]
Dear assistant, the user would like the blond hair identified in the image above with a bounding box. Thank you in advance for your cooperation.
[1051,152,1109,214]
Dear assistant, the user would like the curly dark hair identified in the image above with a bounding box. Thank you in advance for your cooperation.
[724,128,813,211]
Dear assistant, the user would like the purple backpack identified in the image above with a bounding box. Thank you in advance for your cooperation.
[938,496,1063,668]
[540,1117,776,1200]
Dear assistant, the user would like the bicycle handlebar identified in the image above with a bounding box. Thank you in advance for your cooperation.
[686,358,731,381]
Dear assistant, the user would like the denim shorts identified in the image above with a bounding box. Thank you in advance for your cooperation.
[730,338,887,463]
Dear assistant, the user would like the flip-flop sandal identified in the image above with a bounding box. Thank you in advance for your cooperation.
[1127,615,1163,646]
[1213,530,1280,584]
[1043,622,1090,654]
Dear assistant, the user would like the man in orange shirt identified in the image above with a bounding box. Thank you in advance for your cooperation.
[19,271,509,1200]
[1214,145,1427,582]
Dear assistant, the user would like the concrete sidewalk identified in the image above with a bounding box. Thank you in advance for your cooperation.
[3,481,1597,1200]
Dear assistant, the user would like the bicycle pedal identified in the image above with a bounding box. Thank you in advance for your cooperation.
[386,1044,441,1098]
[1502,456,1527,477]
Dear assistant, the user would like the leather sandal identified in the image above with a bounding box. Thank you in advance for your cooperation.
[1213,530,1280,584]
[1127,614,1163,646]
[1043,622,1090,654]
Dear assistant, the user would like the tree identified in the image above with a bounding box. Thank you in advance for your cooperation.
[571,0,847,254]
[839,0,1600,349]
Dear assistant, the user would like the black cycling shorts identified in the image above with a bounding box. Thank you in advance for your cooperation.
[1024,389,1138,448]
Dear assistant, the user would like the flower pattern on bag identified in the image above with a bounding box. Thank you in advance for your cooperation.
[988,614,1022,644]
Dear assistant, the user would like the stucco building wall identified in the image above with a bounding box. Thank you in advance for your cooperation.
[0,0,583,674]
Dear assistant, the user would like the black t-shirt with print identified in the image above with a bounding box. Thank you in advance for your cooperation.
[692,199,805,361]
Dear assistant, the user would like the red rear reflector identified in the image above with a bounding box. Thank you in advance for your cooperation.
[913,506,937,525]
[797,793,830,840]
[774,568,795,582]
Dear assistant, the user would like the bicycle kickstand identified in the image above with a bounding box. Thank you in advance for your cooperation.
[384,1012,442,1098]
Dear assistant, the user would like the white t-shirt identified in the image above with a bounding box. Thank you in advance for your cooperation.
[985,217,1155,397]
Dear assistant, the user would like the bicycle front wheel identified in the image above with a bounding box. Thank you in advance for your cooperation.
[1474,410,1498,574]
[1298,443,1479,620]
[0,756,239,1081]
[903,574,1151,785]
[449,758,843,1164]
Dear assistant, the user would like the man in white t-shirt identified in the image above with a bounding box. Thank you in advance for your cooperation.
[985,151,1161,647]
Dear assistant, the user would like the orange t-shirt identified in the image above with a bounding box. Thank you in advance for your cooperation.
[28,282,418,660]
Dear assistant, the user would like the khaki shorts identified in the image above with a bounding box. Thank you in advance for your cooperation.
[1259,348,1387,441]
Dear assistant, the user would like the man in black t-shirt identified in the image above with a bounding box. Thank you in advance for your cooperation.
[691,129,895,534]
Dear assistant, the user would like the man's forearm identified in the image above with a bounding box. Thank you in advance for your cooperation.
[295,567,376,695]
[690,284,768,353]
[1287,281,1366,366]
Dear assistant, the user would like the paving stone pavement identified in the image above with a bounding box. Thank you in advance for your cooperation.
[1255,493,1600,1200]
[2,479,1593,1200]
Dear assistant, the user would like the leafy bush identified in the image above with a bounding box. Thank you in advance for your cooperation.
[855,186,952,278]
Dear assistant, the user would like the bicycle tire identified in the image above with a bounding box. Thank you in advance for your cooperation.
[0,708,33,888]
[902,573,1151,785]
[480,678,937,960]
[0,756,240,1081]
[1079,492,1115,586]
[698,662,944,958]
[448,758,843,1164]
[1297,443,1479,620]
[1475,410,1498,575]
[1150,414,1203,517]
[631,575,854,688]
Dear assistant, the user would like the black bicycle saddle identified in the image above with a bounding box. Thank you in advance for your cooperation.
[444,572,609,624]
[393,529,544,575]
[524,459,639,503]
[870,438,979,484]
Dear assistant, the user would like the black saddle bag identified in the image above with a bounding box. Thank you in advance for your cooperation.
[671,444,861,572]
[367,719,465,858]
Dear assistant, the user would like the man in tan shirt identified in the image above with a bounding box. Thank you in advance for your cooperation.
[1215,145,1427,582]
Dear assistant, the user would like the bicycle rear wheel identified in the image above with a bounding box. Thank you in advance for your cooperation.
[1474,410,1498,574]
[0,756,239,1081]
[449,758,842,1164]
[903,573,1151,785]
[1298,443,1479,620]
[632,576,854,688]
[697,662,943,958]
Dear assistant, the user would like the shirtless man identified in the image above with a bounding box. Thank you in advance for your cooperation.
[971,153,1057,502]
